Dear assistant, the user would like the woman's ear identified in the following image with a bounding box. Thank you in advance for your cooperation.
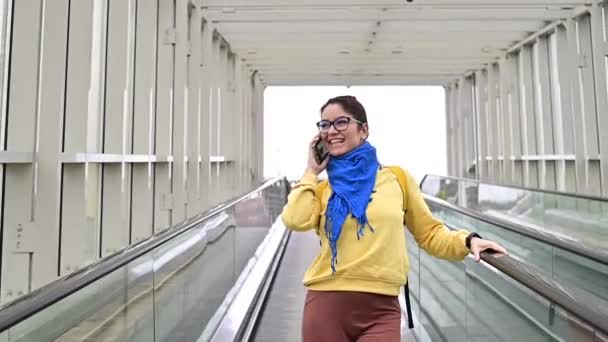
[361,123,369,140]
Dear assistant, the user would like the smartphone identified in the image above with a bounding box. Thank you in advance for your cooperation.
[314,139,329,164]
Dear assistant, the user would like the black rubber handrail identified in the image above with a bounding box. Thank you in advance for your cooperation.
[476,249,608,336]
[0,177,288,332]
[421,173,608,202]
[423,194,608,266]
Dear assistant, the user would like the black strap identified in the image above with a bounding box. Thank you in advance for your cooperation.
[404,281,414,329]
[466,232,482,249]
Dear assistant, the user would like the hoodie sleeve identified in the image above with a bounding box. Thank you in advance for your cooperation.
[281,170,322,232]
[403,169,471,261]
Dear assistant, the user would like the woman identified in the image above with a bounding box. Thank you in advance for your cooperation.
[281,95,507,342]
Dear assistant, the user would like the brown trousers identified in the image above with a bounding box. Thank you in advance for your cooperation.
[302,290,401,342]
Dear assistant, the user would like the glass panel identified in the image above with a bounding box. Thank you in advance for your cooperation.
[465,259,550,341]
[552,306,595,342]
[57,253,155,341]
[152,180,287,341]
[421,175,608,252]
[0,179,289,341]
[552,248,608,304]
[420,251,465,342]
[410,192,608,341]
[429,199,608,307]
[419,175,440,198]
[234,191,275,273]
[124,253,156,341]
[8,268,126,341]
[152,213,237,342]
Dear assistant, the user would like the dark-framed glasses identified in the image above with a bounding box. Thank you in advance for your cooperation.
[316,116,363,133]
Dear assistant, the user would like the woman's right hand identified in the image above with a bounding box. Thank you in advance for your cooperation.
[307,135,329,175]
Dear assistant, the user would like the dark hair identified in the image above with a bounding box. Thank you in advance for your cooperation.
[320,95,368,124]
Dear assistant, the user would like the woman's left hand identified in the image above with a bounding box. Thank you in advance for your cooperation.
[470,238,508,262]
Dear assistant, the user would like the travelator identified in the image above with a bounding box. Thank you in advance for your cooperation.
[0,176,606,342]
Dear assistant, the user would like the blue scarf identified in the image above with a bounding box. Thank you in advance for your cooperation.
[325,141,379,273]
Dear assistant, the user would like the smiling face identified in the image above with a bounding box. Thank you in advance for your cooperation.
[319,103,369,157]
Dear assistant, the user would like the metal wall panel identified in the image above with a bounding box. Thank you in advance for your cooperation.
[186,5,203,217]
[473,70,487,180]
[200,20,213,210]
[101,0,136,257]
[576,14,602,194]
[590,2,608,196]
[61,0,104,277]
[171,0,189,224]
[448,4,608,197]
[32,0,70,286]
[521,46,540,187]
[2,0,44,302]
[131,0,159,243]
[153,0,175,232]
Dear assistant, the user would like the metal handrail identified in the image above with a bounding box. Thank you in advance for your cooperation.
[0,177,287,332]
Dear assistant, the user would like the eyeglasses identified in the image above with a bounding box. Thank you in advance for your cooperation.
[316,116,363,133]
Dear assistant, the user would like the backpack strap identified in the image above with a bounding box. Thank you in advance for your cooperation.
[386,166,408,217]
[386,165,415,329]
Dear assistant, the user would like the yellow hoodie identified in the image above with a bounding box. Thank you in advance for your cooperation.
[281,167,471,296]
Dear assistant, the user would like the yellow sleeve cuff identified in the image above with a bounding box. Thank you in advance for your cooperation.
[300,170,318,184]
[458,231,470,250]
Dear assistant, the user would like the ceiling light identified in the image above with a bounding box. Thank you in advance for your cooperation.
[247,50,257,55]
[221,7,236,13]
[391,50,403,55]
[339,50,350,55]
